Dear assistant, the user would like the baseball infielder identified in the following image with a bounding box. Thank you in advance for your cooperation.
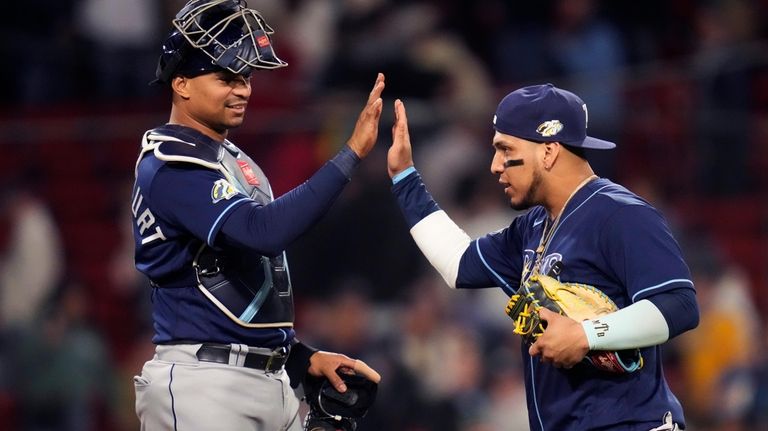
[386,85,700,430]
[131,1,381,429]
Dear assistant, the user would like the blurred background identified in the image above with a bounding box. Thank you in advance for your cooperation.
[1,0,767,429]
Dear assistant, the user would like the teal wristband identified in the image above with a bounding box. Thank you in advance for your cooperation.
[392,166,417,184]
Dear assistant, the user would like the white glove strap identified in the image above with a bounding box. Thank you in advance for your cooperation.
[410,210,471,288]
[581,299,669,350]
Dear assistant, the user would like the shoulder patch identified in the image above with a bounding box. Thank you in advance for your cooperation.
[211,179,238,203]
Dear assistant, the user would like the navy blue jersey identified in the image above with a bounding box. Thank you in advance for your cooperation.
[395,174,694,431]
[132,125,357,348]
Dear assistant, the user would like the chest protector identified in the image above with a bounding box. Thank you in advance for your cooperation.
[138,126,293,328]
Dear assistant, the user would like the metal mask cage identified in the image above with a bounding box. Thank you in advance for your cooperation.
[172,0,287,74]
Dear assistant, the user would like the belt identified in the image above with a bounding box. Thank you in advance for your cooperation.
[195,343,289,372]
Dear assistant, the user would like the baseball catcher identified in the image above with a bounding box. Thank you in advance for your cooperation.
[506,272,643,373]
[131,0,386,429]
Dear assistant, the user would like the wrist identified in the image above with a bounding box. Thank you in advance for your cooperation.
[346,142,365,159]
[285,340,319,388]
[331,146,361,179]
[392,166,416,184]
[581,319,599,350]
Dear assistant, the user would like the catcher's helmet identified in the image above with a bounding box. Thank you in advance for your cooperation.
[153,0,287,85]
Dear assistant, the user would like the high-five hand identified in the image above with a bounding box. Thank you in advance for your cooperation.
[388,99,414,178]
[346,73,385,158]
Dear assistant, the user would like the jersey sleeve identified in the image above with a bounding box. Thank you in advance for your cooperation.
[217,156,352,256]
[456,218,526,296]
[601,205,694,302]
[148,164,249,245]
[392,168,523,295]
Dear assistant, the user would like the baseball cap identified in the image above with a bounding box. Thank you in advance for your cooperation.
[492,83,615,149]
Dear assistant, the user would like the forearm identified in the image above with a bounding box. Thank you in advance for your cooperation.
[581,299,669,350]
[219,147,359,255]
[581,288,699,350]
[411,211,471,288]
[392,169,471,288]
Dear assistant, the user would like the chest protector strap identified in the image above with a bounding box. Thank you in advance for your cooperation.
[141,126,294,328]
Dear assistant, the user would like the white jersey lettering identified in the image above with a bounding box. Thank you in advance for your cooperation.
[132,186,167,244]
[141,226,167,245]
[131,187,143,217]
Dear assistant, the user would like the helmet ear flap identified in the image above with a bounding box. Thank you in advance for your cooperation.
[154,42,185,85]
[151,31,193,86]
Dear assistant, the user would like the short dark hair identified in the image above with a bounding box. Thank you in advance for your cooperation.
[561,143,587,160]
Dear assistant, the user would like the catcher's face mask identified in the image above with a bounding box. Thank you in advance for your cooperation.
[154,0,287,84]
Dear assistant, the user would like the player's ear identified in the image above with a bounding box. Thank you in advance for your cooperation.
[171,76,191,100]
[542,142,561,170]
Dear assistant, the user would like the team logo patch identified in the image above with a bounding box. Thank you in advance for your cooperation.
[237,160,260,186]
[536,120,563,137]
[211,179,238,203]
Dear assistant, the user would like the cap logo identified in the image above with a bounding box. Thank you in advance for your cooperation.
[536,120,563,138]
[492,114,497,125]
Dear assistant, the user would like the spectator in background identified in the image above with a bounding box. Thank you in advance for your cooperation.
[489,0,626,178]
[690,0,762,195]
[676,260,760,428]
[546,0,626,179]
[74,0,162,100]
[0,190,64,329]
[8,280,120,431]
[0,1,77,104]
[480,345,529,431]
[743,319,768,428]
[317,2,447,101]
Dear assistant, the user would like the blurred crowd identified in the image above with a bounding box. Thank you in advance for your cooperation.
[1,0,768,430]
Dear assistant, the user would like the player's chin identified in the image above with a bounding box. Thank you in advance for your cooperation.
[504,190,522,208]
[224,116,246,128]
[510,197,532,211]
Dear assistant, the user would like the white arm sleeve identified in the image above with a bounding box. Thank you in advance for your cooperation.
[581,299,670,350]
[409,210,471,288]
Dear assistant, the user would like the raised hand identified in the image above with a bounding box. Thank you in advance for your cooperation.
[346,73,385,158]
[387,99,414,178]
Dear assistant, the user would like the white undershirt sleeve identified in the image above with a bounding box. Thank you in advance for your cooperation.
[581,299,670,350]
[409,210,471,288]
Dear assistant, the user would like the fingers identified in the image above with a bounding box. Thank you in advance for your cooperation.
[314,354,382,393]
[529,341,541,357]
[326,354,356,393]
[392,99,409,142]
[326,372,348,393]
[353,359,382,384]
[537,307,552,321]
[347,74,385,159]
[361,75,385,126]
[367,72,385,105]
[361,98,383,127]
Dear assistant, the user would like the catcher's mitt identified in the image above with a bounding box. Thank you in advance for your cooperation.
[505,274,643,374]
[303,372,378,431]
